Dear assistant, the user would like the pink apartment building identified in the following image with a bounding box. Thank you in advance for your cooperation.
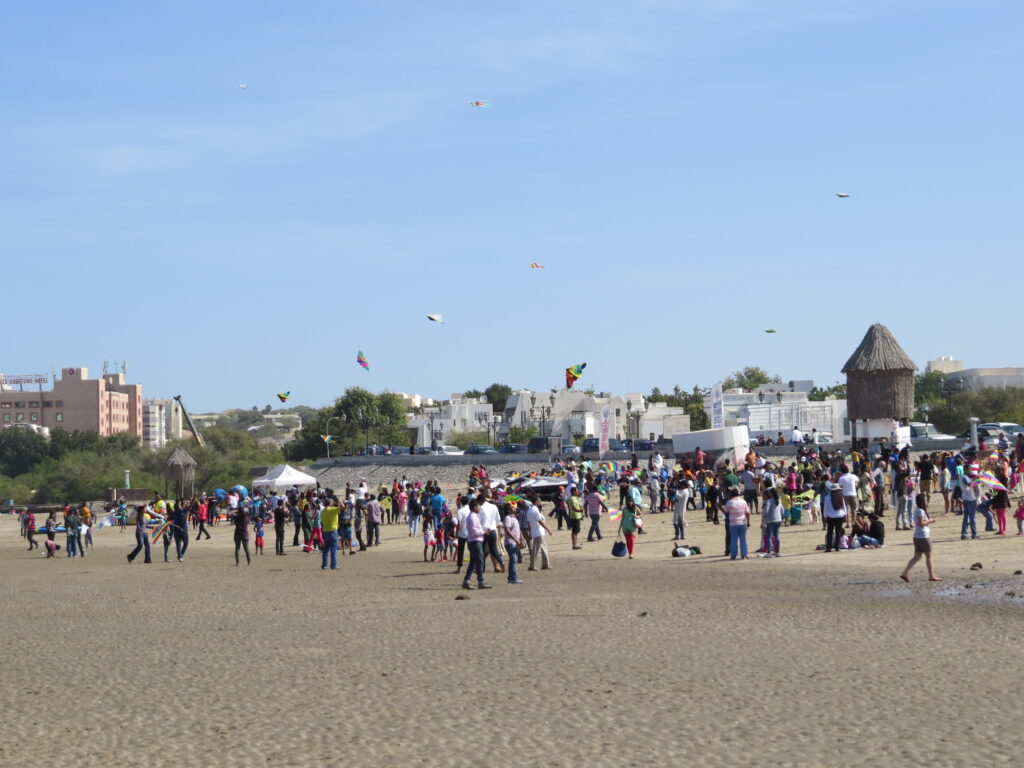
[0,367,143,439]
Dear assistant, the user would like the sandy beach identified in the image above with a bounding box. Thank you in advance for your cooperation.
[2,503,1022,768]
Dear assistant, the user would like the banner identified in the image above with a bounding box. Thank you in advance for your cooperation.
[711,381,724,429]
[599,404,610,454]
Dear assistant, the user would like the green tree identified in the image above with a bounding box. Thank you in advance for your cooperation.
[808,383,848,401]
[283,388,414,460]
[483,383,513,413]
[0,428,50,476]
[446,430,491,450]
[506,425,537,444]
[914,371,946,405]
[721,367,780,391]
[462,389,483,400]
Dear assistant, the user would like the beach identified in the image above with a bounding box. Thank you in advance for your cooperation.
[2,505,1022,768]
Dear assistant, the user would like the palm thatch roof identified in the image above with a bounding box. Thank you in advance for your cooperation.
[843,324,917,421]
[842,323,917,373]
[165,446,197,468]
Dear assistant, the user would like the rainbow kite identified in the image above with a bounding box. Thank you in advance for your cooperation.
[469,100,492,108]
[321,434,333,444]
[977,471,1008,492]
[530,262,544,269]
[357,351,369,371]
[502,493,524,505]
[150,519,171,542]
[608,509,623,522]
[277,391,290,403]
[565,362,586,389]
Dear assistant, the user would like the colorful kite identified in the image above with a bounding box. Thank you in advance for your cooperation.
[469,100,492,108]
[150,519,172,542]
[427,313,444,324]
[277,391,290,402]
[977,471,1008,492]
[357,351,369,371]
[530,262,545,269]
[321,434,333,444]
[608,509,623,522]
[565,362,587,389]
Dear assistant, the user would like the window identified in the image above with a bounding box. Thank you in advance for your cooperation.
[55,400,63,407]
[43,401,52,407]
[28,401,39,408]
[0,402,10,409]
[2,414,8,423]
[55,413,63,422]
[16,413,24,422]
[30,413,38,422]
[14,401,25,408]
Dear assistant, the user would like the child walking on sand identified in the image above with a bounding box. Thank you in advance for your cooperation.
[254,517,265,554]
[901,493,939,582]
[1014,499,1024,536]
[422,515,434,562]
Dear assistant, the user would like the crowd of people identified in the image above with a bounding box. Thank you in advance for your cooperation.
[13,434,1023,584]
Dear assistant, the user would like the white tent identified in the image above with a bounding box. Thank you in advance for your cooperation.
[251,464,318,490]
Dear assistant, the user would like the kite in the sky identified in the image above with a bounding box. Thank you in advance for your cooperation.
[277,392,290,402]
[357,351,369,371]
[321,434,333,444]
[469,100,492,108]
[530,262,545,269]
[565,362,587,389]
[836,193,850,198]
[764,329,777,334]
[239,83,248,89]
[427,313,444,324]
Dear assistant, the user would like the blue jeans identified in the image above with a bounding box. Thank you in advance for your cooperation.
[728,524,748,559]
[961,499,977,537]
[173,526,189,559]
[764,521,781,554]
[128,529,152,562]
[66,533,78,557]
[408,515,419,536]
[463,540,485,585]
[587,514,602,541]
[505,542,520,582]
[367,521,380,546]
[321,530,339,568]
[979,502,995,531]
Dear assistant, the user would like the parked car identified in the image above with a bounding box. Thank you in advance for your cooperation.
[908,423,955,441]
[956,422,1024,444]
[497,443,527,454]
[525,437,582,456]
[621,439,655,452]
[465,444,498,455]
[390,446,411,455]
[436,445,464,456]
[415,447,432,455]
[580,438,628,456]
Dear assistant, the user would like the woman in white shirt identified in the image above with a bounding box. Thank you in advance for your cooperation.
[900,493,939,582]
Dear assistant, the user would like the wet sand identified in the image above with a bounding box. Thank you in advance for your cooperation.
[2,504,1022,767]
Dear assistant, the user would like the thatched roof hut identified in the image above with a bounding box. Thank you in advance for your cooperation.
[842,323,917,421]
[164,446,197,498]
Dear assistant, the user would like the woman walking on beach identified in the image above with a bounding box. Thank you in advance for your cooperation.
[584,484,607,542]
[760,487,782,557]
[901,493,939,582]
[989,467,1010,535]
[618,495,640,559]
[127,506,152,564]
[25,510,38,551]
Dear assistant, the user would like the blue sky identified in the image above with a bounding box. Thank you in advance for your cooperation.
[2,1,1020,411]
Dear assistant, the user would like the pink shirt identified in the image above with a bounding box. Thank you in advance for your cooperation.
[724,498,749,527]
[465,511,485,542]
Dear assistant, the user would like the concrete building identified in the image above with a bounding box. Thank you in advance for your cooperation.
[501,389,689,443]
[0,367,142,439]
[395,392,435,409]
[142,397,184,450]
[408,394,494,446]
[926,356,964,375]
[704,382,850,442]
[944,367,1024,392]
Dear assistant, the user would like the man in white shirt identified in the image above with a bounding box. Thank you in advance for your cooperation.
[526,500,553,571]
[791,426,804,445]
[454,502,470,574]
[837,465,859,524]
[477,493,505,574]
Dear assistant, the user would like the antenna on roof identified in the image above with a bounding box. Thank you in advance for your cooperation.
[103,360,109,375]
[121,360,127,375]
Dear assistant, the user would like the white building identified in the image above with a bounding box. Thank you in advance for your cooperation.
[395,392,435,409]
[501,389,689,442]
[408,394,494,447]
[704,383,849,442]
[142,398,184,450]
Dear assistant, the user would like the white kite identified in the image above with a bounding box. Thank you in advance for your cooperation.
[239,83,248,89]
[426,313,445,324]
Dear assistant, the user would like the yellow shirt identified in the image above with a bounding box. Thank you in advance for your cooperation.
[320,506,340,532]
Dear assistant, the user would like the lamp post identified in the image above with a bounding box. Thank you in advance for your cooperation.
[325,415,340,458]
[941,379,963,433]
[921,403,931,433]
[626,400,633,439]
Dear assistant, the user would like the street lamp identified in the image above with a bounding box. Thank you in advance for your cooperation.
[941,379,963,433]
[921,403,931,431]
[626,400,633,439]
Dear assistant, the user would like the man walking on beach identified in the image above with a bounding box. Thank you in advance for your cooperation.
[838,465,859,524]
[526,499,553,571]
[461,500,491,590]
[365,494,383,547]
[320,496,340,569]
[274,500,287,555]
[477,491,505,573]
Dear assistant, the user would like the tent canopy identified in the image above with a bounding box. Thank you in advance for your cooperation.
[251,464,317,490]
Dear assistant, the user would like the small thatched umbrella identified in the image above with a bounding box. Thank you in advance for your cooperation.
[164,446,197,498]
[842,323,917,426]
